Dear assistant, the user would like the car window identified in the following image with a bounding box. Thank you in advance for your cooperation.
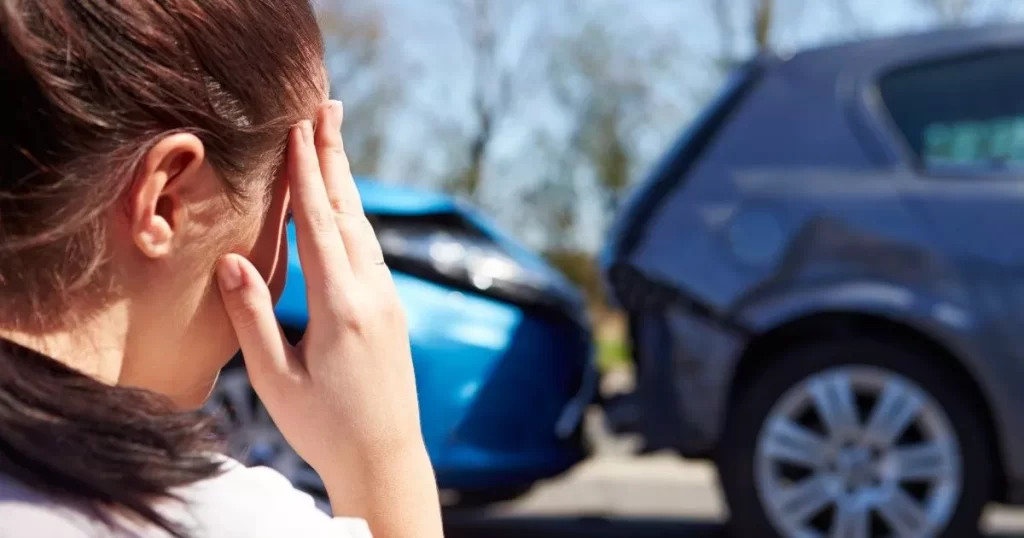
[878,50,1024,170]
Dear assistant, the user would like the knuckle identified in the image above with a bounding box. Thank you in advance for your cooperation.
[328,196,345,214]
[327,144,350,165]
[369,243,386,264]
[319,141,351,172]
[231,310,261,333]
[335,287,405,331]
[320,274,345,299]
[324,143,351,167]
[382,297,407,326]
[368,278,404,318]
[333,291,367,328]
[339,304,367,334]
[371,258,391,273]
[336,211,373,236]
[306,207,336,235]
[230,291,269,331]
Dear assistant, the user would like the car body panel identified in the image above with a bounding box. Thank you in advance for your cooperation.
[276,179,593,493]
[356,177,457,215]
[602,23,1024,500]
[356,178,582,299]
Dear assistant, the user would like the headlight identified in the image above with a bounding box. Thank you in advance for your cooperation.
[371,215,567,310]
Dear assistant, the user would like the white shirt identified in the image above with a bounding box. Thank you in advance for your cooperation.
[0,458,372,537]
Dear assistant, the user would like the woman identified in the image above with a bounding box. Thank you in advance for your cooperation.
[0,1,443,537]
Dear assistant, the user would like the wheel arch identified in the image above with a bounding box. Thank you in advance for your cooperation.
[725,310,1007,501]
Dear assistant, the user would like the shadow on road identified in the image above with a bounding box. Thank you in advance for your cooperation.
[443,513,1024,538]
[443,514,725,538]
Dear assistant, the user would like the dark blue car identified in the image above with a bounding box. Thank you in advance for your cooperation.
[604,23,1024,538]
[211,178,596,508]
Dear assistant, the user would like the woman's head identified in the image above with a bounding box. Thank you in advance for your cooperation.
[1,0,326,406]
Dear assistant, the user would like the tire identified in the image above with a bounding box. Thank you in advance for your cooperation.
[717,338,993,538]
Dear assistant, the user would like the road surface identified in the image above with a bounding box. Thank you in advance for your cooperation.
[444,412,1024,537]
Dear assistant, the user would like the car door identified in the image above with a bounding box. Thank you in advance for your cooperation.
[876,48,1024,351]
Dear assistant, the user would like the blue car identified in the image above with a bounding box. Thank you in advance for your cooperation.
[209,178,596,507]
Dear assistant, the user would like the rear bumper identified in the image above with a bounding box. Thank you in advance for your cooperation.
[624,308,745,457]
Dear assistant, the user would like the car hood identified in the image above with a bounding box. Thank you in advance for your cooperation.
[276,178,587,326]
[354,178,569,284]
[356,177,456,215]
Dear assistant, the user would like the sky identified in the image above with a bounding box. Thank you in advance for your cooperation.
[320,0,1024,251]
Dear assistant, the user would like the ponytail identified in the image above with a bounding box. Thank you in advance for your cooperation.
[0,340,224,537]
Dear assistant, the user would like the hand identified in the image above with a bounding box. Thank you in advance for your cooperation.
[215,101,442,535]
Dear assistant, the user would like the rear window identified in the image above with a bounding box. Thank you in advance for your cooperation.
[879,50,1024,169]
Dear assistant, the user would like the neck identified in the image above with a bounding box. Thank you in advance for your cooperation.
[0,306,127,385]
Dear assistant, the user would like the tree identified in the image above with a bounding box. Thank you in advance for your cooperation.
[914,0,1016,24]
[753,0,775,52]
[712,0,776,63]
[318,1,395,176]
[443,0,519,201]
[551,4,684,220]
[524,2,689,303]
[914,0,975,22]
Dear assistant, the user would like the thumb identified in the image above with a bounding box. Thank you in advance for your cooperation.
[216,254,296,391]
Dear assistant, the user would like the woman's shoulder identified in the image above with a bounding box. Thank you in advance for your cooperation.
[0,474,112,537]
[0,459,371,538]
[172,456,372,537]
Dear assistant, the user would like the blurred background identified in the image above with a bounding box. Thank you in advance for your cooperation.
[318,0,1024,372]
[212,1,1024,537]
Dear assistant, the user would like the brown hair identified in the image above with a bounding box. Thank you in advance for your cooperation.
[0,0,325,535]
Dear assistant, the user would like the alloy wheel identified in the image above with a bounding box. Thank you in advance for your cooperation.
[754,365,961,538]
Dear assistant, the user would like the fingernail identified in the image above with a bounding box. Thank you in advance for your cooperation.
[300,120,313,145]
[217,257,243,292]
[330,100,343,127]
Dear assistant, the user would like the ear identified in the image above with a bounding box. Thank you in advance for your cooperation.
[129,134,205,259]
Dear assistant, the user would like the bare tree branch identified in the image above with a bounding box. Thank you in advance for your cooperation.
[318,1,392,175]
[711,0,737,62]
[914,0,976,23]
[444,0,514,201]
[752,0,775,52]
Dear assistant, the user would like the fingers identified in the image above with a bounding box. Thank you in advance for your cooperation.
[287,120,352,314]
[313,101,387,272]
[216,254,300,390]
[315,101,363,217]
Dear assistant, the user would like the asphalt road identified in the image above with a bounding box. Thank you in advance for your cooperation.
[442,410,1024,538]
[442,454,1024,537]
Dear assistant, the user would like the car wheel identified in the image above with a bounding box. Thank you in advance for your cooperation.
[205,366,330,513]
[718,338,993,538]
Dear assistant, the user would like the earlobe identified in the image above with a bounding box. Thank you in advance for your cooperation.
[129,134,205,259]
[135,214,174,258]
